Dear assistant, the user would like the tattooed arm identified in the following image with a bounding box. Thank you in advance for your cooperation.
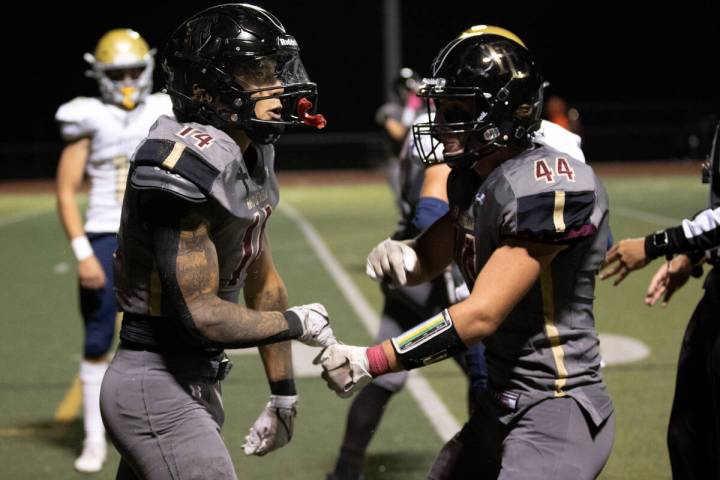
[244,234,295,391]
[147,193,303,348]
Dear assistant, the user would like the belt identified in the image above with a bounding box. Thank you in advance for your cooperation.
[120,341,233,382]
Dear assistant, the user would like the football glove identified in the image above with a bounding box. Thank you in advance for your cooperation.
[286,303,337,348]
[314,344,373,398]
[242,394,298,456]
[365,238,419,286]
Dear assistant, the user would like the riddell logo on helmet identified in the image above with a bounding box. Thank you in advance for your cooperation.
[277,36,298,48]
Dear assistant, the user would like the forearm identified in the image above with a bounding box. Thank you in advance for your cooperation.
[373,241,554,373]
[406,215,455,285]
[57,190,86,240]
[153,219,302,349]
[645,207,720,259]
[56,138,89,241]
[187,296,301,348]
[246,272,295,388]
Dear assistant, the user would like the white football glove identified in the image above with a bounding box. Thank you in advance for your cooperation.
[314,344,373,398]
[242,394,298,456]
[287,303,337,348]
[454,282,471,302]
[365,238,419,286]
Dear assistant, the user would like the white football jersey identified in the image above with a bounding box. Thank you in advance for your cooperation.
[56,93,174,233]
[535,120,585,163]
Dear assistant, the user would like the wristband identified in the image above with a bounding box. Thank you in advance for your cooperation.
[366,344,391,377]
[71,235,94,261]
[269,379,297,396]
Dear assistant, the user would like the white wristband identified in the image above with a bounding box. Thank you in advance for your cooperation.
[71,236,94,261]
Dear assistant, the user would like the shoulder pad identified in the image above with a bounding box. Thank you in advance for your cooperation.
[490,148,600,243]
[130,165,206,202]
[55,97,103,141]
[132,138,221,196]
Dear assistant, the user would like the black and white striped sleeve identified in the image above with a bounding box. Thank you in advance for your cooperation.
[645,206,720,259]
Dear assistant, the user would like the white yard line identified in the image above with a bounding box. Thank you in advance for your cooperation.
[279,202,461,442]
[0,208,51,228]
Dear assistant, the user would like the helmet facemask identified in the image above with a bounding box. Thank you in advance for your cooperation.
[413,76,541,169]
[216,52,324,144]
[166,50,325,144]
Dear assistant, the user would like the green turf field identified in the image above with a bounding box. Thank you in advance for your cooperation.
[0,173,708,479]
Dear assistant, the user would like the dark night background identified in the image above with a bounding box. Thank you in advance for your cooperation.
[2,1,720,178]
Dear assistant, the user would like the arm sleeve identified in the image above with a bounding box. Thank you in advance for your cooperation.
[645,206,720,258]
[411,196,450,233]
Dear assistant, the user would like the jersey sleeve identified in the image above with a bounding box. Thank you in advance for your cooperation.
[55,97,101,142]
[494,159,600,244]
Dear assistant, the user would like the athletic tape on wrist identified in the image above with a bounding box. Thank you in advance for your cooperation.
[391,309,467,370]
[71,235,94,261]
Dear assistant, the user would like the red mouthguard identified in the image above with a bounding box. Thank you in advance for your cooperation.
[297,97,327,129]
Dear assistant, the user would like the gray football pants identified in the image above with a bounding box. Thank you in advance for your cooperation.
[427,393,615,480]
[100,348,236,480]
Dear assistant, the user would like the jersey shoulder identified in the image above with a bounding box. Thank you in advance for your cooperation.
[130,116,238,201]
[484,146,601,243]
[55,97,106,141]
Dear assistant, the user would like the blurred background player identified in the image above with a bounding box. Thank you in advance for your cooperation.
[544,94,583,138]
[376,68,424,199]
[319,25,615,479]
[54,28,173,473]
[327,107,487,480]
[100,5,333,479]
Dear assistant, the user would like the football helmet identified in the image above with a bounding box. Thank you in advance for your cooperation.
[394,67,421,99]
[413,25,544,168]
[162,3,326,144]
[84,29,155,110]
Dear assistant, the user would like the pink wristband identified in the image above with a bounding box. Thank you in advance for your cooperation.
[366,344,391,377]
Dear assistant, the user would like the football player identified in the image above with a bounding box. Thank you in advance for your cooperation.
[318,26,615,479]
[55,28,174,473]
[99,5,334,479]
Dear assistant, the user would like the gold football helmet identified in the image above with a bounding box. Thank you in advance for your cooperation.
[84,29,155,109]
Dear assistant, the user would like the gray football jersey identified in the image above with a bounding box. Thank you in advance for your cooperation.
[449,145,612,426]
[115,115,279,318]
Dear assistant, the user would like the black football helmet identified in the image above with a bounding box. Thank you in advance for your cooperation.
[413,25,544,168]
[163,3,326,144]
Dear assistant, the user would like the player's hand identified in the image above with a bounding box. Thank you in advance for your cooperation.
[242,395,297,456]
[314,344,373,398]
[78,255,106,290]
[599,238,649,285]
[286,303,337,348]
[645,255,692,307]
[366,238,419,286]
